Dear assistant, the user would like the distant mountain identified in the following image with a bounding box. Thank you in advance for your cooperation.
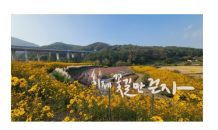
[41,42,109,51]
[11,37,40,47]
[79,42,110,51]
[41,42,82,50]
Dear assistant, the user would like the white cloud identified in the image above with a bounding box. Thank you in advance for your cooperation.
[184,24,193,30]
[183,33,189,39]
[183,29,202,39]
[192,29,202,37]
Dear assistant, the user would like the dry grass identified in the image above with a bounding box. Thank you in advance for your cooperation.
[158,66,203,78]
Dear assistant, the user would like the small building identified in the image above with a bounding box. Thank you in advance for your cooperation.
[187,59,198,62]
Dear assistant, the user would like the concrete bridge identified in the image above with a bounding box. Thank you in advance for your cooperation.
[11,45,95,61]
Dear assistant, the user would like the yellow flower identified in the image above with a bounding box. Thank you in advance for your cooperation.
[88,104,93,108]
[190,94,196,99]
[173,94,180,101]
[71,117,76,121]
[51,114,54,118]
[85,117,88,120]
[70,99,74,104]
[200,90,203,95]
[70,110,74,113]
[83,114,87,117]
[19,78,26,84]
[40,114,44,118]
[28,75,35,80]
[62,116,70,121]
[47,112,52,117]
[67,104,71,108]
[150,116,163,122]
[37,103,42,106]
[139,118,142,121]
[42,105,50,111]
[11,76,19,86]
[197,101,203,109]
[79,112,82,115]
[26,117,32,122]
[74,80,78,84]
[178,118,183,122]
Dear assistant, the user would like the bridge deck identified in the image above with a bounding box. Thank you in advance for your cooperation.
[11,46,94,53]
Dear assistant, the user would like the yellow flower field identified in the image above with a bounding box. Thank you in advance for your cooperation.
[11,61,203,121]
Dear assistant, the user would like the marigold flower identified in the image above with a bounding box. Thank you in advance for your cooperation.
[178,118,183,122]
[42,106,50,111]
[26,117,32,122]
[19,78,26,83]
[62,116,70,121]
[79,112,82,115]
[150,116,163,122]
[173,94,180,101]
[70,99,74,104]
[67,104,71,108]
[200,90,203,95]
[190,94,196,99]
[11,76,19,86]
[71,117,76,121]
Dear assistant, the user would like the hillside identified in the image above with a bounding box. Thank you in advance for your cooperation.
[11,37,40,47]
[79,42,110,51]
[41,42,82,50]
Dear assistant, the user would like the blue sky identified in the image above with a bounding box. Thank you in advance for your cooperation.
[11,14,203,48]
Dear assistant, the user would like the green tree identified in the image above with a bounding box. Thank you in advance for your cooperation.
[166,57,172,63]
[115,60,126,66]
[48,56,55,62]
[102,58,110,66]
[40,54,48,61]
[127,59,132,66]
[139,56,145,64]
[94,60,100,66]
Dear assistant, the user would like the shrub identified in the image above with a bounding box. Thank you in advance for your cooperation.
[184,62,191,66]
[53,68,73,83]
[142,73,150,86]
[171,70,180,74]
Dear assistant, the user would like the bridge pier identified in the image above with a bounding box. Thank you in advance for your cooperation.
[49,51,51,57]
[81,53,84,56]
[25,50,28,61]
[11,50,16,60]
[71,53,74,58]
[67,52,69,59]
[56,52,59,60]
[37,52,40,61]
